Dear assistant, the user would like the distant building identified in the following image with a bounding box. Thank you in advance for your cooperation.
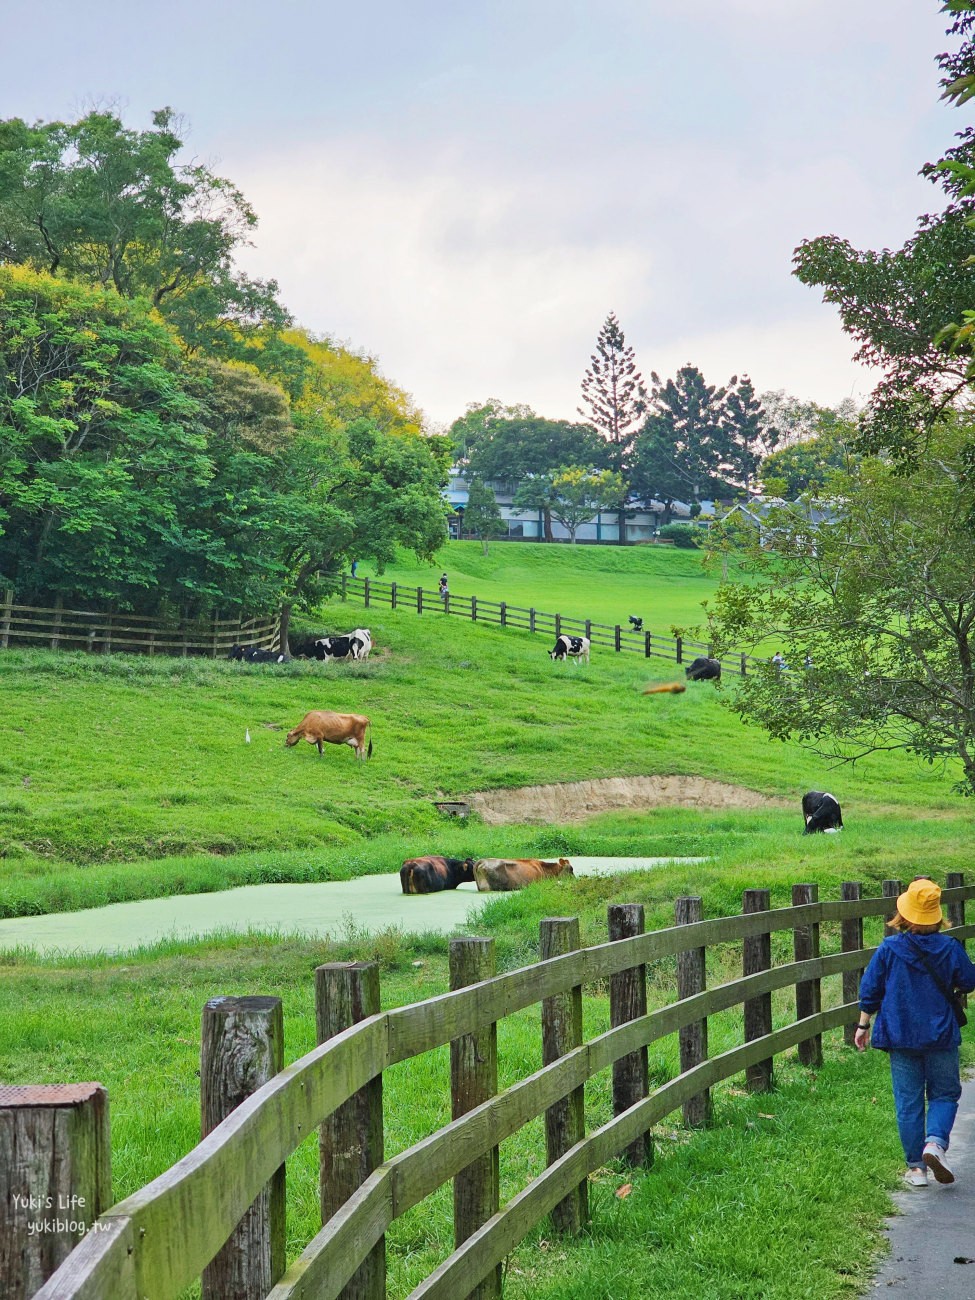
[720,495,841,547]
[444,472,692,544]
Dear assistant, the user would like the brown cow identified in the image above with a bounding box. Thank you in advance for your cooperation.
[400,856,476,894]
[285,710,373,760]
[473,857,574,892]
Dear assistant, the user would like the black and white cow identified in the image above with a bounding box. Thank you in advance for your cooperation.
[802,790,843,834]
[350,628,372,660]
[685,656,721,682]
[548,634,590,665]
[313,632,369,662]
[228,644,289,664]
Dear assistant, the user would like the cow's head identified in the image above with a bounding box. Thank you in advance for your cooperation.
[558,858,574,875]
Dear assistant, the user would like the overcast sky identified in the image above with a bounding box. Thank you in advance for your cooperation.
[4,1,965,429]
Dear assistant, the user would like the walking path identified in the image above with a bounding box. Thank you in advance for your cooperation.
[868,1078,975,1296]
[0,856,705,956]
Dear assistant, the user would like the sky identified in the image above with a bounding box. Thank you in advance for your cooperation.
[3,1,966,430]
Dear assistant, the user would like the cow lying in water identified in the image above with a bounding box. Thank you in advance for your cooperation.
[285,710,373,760]
[802,790,843,834]
[400,856,476,894]
[474,857,574,892]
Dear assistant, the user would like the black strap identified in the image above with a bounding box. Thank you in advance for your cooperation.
[904,936,958,1010]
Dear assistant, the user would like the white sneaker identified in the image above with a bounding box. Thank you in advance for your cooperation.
[903,1167,928,1187]
[923,1142,954,1184]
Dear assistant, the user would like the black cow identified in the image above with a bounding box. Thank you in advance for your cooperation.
[400,855,477,894]
[548,634,590,665]
[685,656,721,682]
[802,791,843,834]
[289,637,319,659]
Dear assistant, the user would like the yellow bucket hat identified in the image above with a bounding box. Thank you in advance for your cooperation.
[897,878,943,927]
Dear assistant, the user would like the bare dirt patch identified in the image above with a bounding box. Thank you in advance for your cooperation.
[469,775,788,825]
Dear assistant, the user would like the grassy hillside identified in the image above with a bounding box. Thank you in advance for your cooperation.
[360,538,726,631]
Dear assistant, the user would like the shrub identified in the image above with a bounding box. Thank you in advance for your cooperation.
[657,524,699,548]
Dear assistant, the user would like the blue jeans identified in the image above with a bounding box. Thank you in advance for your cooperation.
[888,1048,961,1166]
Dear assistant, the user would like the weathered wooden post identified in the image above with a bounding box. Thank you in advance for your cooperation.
[0,1084,111,1300]
[200,997,285,1300]
[450,937,500,1300]
[500,601,507,627]
[675,896,712,1126]
[676,635,683,664]
[882,879,902,940]
[840,882,865,1047]
[363,577,371,608]
[541,918,587,1233]
[417,586,423,614]
[645,631,652,659]
[614,624,622,652]
[50,596,64,652]
[316,962,385,1300]
[585,618,592,641]
[946,872,966,949]
[391,581,398,609]
[529,607,536,634]
[740,652,747,676]
[471,594,478,622]
[742,889,773,1092]
[609,904,652,1163]
[555,612,561,637]
[1,587,13,649]
[792,883,822,1068]
[342,573,348,600]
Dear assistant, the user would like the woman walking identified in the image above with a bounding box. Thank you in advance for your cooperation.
[856,877,975,1187]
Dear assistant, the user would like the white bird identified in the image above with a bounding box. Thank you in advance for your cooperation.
[245,728,251,744]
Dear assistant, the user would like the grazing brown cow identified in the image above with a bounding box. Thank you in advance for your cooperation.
[400,856,476,894]
[473,857,574,892]
[285,710,373,760]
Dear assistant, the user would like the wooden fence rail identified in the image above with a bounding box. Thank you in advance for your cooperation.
[340,575,755,675]
[28,880,974,1300]
[0,589,279,657]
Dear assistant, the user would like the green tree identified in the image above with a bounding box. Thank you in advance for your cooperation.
[0,108,289,358]
[759,418,858,497]
[707,419,975,795]
[463,478,506,554]
[546,467,625,543]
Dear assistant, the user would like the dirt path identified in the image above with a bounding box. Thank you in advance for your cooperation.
[469,775,789,824]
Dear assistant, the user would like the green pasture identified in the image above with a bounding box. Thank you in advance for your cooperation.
[2,541,974,1297]
[359,538,727,632]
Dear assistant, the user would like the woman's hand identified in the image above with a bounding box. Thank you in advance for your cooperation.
[854,1024,871,1052]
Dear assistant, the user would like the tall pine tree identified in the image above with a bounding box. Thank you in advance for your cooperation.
[578,312,647,540]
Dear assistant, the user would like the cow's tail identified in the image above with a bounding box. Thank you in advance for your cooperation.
[367,722,373,760]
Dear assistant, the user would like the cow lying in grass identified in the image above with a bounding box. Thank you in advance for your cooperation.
[285,710,373,760]
[802,790,843,834]
[473,857,574,891]
[228,644,289,664]
[400,856,476,894]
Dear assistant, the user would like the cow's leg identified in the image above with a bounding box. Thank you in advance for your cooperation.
[316,740,324,754]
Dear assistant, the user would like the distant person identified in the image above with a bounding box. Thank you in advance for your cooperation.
[350,559,358,578]
[439,573,449,602]
[771,651,786,669]
[803,651,813,670]
[856,878,975,1188]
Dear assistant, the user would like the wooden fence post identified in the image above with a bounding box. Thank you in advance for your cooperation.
[211,611,219,659]
[471,594,478,622]
[363,578,371,608]
[841,882,864,1047]
[201,997,285,1300]
[614,624,621,652]
[585,619,592,641]
[342,573,348,600]
[742,889,773,1092]
[675,896,712,1126]
[417,586,423,614]
[555,612,561,637]
[103,613,113,656]
[676,636,683,664]
[792,883,822,1068]
[50,596,63,651]
[609,905,652,1164]
[316,963,385,1300]
[740,653,747,676]
[450,937,501,1300]
[541,918,587,1233]
[391,581,398,609]
[882,879,902,940]
[645,631,652,659]
[500,601,507,627]
[0,1084,111,1300]
[529,608,536,634]
[1,587,12,649]
[947,872,966,950]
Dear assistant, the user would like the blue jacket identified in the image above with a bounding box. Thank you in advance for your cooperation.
[859,932,975,1052]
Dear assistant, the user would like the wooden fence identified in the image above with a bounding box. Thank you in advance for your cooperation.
[0,589,279,658]
[339,575,755,675]
[27,874,973,1300]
